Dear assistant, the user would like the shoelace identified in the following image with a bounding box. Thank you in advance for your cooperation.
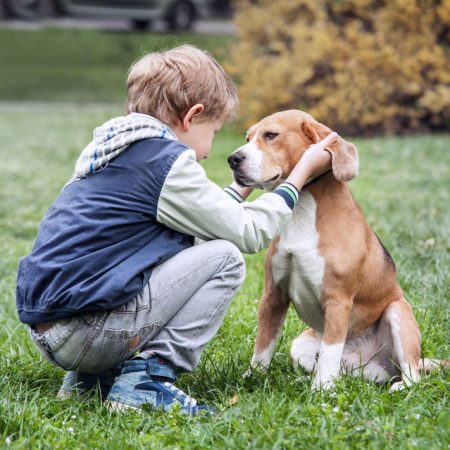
[163,382,198,408]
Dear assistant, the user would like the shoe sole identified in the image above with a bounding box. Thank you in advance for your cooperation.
[105,400,143,414]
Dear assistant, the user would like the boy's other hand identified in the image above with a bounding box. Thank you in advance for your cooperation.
[285,132,338,192]
[298,132,337,178]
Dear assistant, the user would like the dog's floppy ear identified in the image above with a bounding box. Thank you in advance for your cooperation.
[301,121,359,182]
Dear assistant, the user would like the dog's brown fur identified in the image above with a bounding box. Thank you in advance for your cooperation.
[236,110,437,390]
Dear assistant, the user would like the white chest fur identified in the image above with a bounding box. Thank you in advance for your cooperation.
[271,190,325,332]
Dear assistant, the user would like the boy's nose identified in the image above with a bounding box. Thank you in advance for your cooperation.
[228,152,246,170]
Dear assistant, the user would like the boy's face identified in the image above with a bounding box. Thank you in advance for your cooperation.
[175,119,224,161]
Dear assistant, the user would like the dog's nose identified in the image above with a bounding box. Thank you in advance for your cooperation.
[228,152,246,170]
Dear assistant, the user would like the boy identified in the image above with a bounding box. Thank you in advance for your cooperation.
[16,45,336,415]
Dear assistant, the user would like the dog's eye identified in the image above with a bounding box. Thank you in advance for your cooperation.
[245,135,250,143]
[263,131,279,140]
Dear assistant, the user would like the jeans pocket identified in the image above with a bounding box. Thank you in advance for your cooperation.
[43,318,84,354]
[73,327,130,373]
[97,329,128,371]
[51,313,107,372]
[88,325,154,372]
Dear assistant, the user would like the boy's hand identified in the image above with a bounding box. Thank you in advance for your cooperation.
[285,132,338,191]
[297,132,337,178]
[229,181,254,200]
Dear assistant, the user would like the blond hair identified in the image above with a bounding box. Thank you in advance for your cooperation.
[127,44,239,126]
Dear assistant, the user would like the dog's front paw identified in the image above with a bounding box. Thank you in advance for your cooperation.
[312,375,335,391]
[243,362,268,378]
[292,354,317,373]
[389,381,407,392]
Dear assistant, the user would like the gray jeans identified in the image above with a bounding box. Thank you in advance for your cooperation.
[30,240,245,373]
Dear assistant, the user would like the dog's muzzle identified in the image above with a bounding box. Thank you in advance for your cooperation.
[228,151,246,170]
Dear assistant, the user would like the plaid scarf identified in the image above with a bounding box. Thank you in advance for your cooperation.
[68,113,177,183]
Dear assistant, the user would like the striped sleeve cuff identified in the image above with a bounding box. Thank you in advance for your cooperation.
[224,185,245,203]
[274,182,300,209]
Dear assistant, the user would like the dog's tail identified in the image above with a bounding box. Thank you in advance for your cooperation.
[419,358,449,372]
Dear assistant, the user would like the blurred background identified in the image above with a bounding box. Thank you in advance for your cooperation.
[0,0,235,110]
[0,0,234,31]
[0,0,449,135]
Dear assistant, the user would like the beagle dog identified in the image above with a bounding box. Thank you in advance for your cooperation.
[229,110,438,391]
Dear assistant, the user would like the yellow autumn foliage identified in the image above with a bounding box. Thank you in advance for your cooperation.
[231,0,450,134]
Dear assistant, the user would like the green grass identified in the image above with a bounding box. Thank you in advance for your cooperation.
[0,102,449,449]
[0,28,233,102]
[0,25,448,450]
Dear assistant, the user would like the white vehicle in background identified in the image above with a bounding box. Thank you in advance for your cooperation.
[3,0,232,30]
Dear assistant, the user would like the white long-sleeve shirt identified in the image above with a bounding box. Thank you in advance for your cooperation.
[157,149,295,254]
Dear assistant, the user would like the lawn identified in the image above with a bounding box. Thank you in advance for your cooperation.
[0,28,449,449]
[0,28,232,103]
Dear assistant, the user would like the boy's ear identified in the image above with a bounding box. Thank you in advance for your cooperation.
[301,120,359,182]
[183,104,205,130]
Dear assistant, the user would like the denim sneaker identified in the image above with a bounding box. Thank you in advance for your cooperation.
[57,369,116,400]
[106,356,214,416]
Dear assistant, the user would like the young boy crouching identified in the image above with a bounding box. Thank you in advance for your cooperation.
[16,45,335,415]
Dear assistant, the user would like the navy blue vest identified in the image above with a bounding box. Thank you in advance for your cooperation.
[16,138,194,324]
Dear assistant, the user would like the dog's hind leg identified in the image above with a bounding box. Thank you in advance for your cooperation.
[291,328,321,373]
[380,298,421,391]
[341,326,391,384]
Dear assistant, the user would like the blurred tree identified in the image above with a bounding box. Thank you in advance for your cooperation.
[231,0,450,135]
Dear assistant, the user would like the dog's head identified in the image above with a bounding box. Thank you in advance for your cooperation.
[228,110,359,189]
